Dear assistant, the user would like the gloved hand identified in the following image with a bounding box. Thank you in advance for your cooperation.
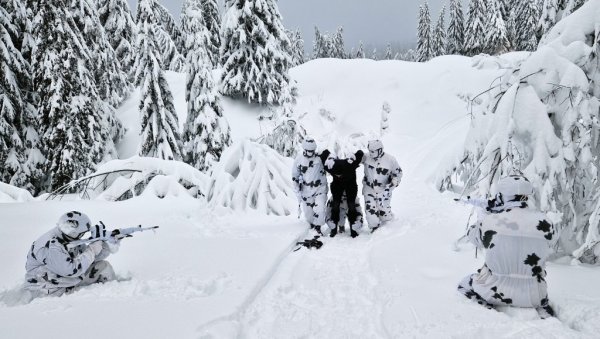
[103,239,121,254]
[91,222,107,239]
[391,178,400,188]
[346,153,356,164]
[325,156,335,169]
[88,241,104,256]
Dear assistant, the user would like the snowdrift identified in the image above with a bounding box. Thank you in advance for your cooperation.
[0,182,34,203]
[207,139,296,216]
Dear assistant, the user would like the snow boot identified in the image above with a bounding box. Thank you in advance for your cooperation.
[310,224,323,235]
[351,229,359,238]
[371,226,380,234]
[330,227,338,238]
[339,225,345,233]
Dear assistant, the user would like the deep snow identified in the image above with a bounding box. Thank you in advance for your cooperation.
[2,56,600,338]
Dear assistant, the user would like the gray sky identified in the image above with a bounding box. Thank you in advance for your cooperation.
[127,0,455,53]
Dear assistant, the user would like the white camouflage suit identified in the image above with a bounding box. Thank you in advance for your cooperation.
[457,176,556,317]
[362,140,403,229]
[326,194,364,232]
[25,212,117,297]
[292,139,330,228]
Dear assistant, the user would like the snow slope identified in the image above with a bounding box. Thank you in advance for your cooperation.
[2,56,600,338]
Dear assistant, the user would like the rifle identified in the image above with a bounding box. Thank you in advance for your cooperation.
[294,236,323,251]
[453,196,490,210]
[67,225,159,249]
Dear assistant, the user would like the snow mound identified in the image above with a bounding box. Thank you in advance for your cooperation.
[207,139,296,216]
[0,182,34,203]
[51,156,210,201]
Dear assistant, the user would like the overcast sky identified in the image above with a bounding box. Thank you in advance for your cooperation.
[127,0,455,52]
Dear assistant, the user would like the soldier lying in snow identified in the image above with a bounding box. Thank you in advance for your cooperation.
[24,211,119,298]
[457,175,556,318]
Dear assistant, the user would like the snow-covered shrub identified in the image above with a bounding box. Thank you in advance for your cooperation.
[0,182,34,203]
[438,1,600,263]
[49,157,210,201]
[207,140,296,216]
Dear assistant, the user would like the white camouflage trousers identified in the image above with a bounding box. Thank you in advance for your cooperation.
[363,187,393,228]
[301,193,328,227]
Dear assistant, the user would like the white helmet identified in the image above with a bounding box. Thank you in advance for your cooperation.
[57,211,92,239]
[368,140,384,159]
[494,175,534,198]
[302,138,317,151]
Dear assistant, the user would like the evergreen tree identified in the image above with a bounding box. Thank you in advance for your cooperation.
[72,0,129,110]
[181,0,210,61]
[183,46,231,172]
[538,0,559,39]
[152,1,184,51]
[515,0,541,51]
[287,28,305,66]
[371,48,378,60]
[356,41,365,58]
[32,0,109,190]
[134,0,182,160]
[417,2,433,62]
[485,0,510,55]
[432,6,447,57]
[563,0,588,16]
[220,0,292,105]
[0,0,42,191]
[331,26,345,58]
[384,43,393,60]
[200,0,221,66]
[97,0,137,82]
[463,0,487,56]
[138,0,184,72]
[447,0,465,55]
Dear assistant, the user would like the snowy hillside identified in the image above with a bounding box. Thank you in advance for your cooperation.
[2,56,600,338]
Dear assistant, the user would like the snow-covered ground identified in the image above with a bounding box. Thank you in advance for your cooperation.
[2,56,600,338]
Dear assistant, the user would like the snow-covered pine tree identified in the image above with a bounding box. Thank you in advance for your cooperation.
[32,0,110,190]
[417,2,433,62]
[313,26,324,59]
[220,0,292,105]
[371,48,378,60]
[331,26,345,59]
[499,0,513,21]
[447,0,465,55]
[134,0,182,160]
[287,28,305,66]
[97,0,137,82]
[140,0,184,72]
[432,6,447,57]
[71,0,129,110]
[0,0,43,192]
[485,0,510,55]
[384,43,393,60]
[200,0,221,66]
[181,0,210,61]
[515,0,541,51]
[356,41,365,58]
[183,45,231,172]
[538,0,560,39]
[463,0,487,56]
[563,0,588,16]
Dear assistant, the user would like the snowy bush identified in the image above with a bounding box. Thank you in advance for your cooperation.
[207,140,296,216]
[438,1,600,263]
[49,157,210,201]
[0,182,34,203]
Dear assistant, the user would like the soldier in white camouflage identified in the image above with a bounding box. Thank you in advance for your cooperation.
[292,138,331,234]
[361,140,403,232]
[24,211,119,298]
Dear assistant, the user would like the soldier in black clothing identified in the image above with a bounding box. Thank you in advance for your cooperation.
[323,150,364,238]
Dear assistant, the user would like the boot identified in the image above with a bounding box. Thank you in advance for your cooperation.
[310,224,323,235]
[330,227,338,238]
[351,229,359,238]
[371,226,379,234]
